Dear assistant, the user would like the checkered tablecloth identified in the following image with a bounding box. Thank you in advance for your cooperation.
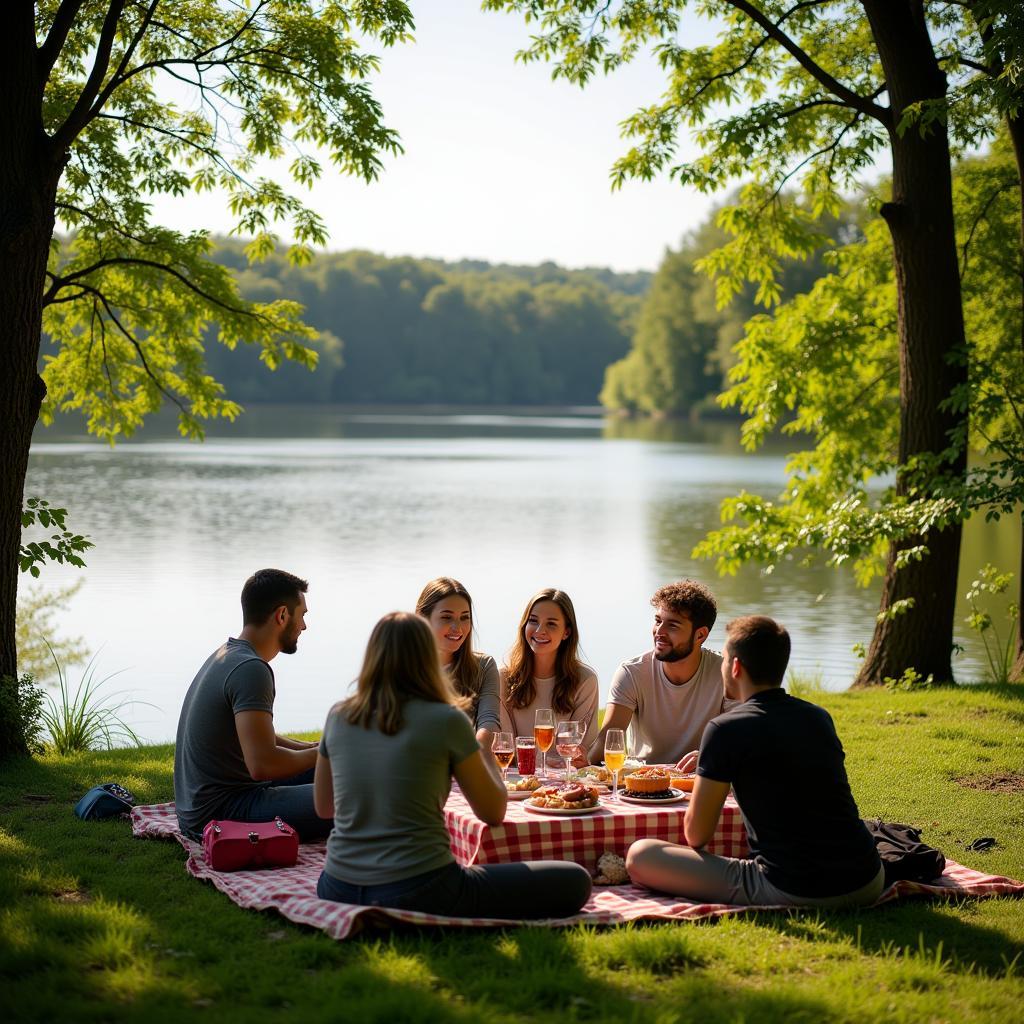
[444,789,748,869]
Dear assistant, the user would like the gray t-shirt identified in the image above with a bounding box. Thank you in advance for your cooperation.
[608,647,729,764]
[319,698,480,885]
[173,638,275,833]
[469,654,501,733]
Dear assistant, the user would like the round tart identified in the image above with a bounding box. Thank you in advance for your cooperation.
[624,766,672,795]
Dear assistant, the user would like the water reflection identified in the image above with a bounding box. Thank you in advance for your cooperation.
[25,406,1020,741]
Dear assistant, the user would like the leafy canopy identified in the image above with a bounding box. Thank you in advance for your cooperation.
[694,137,1023,597]
[37,0,413,440]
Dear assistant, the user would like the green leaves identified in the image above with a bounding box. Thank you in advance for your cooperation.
[19,500,93,579]
[36,1,414,440]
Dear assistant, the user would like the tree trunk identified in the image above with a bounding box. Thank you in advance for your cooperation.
[0,9,61,759]
[1007,110,1024,683]
[854,2,969,686]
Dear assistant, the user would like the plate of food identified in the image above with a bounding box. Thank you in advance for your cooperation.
[618,789,688,806]
[617,766,687,804]
[525,782,602,815]
[669,773,697,792]
[504,774,543,800]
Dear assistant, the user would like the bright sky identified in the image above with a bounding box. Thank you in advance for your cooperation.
[151,2,723,273]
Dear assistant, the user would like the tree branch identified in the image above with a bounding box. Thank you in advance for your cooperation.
[724,0,889,124]
[51,0,127,150]
[79,283,193,421]
[37,0,87,80]
[45,256,283,327]
[959,177,1020,278]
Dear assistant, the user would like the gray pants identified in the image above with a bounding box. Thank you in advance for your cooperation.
[626,839,886,907]
[318,859,593,919]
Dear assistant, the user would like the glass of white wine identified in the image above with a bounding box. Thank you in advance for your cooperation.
[604,728,626,802]
[493,732,515,784]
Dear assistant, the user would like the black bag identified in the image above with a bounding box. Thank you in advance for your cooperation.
[863,818,946,885]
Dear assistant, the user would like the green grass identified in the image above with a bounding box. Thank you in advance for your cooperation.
[2,685,1023,1023]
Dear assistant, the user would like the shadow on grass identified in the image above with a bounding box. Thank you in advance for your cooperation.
[750,899,1024,979]
[353,924,839,1024]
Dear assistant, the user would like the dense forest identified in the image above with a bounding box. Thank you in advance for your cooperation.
[198,198,855,413]
[204,246,649,407]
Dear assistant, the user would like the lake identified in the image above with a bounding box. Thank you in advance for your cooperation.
[23,407,1019,743]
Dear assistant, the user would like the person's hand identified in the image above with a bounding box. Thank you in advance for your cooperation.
[674,750,698,773]
[571,751,590,769]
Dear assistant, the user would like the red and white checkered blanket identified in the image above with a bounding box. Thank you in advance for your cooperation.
[133,803,1024,941]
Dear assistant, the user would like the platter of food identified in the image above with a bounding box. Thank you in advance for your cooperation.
[525,802,603,816]
[525,782,602,815]
[616,766,687,804]
[504,775,543,800]
[618,789,688,806]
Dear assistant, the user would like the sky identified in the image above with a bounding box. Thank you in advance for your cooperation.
[150,2,724,273]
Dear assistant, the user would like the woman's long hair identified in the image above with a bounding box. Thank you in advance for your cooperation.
[504,589,584,715]
[343,612,465,735]
[415,577,483,703]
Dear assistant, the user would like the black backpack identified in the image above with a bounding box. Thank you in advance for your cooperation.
[863,818,946,885]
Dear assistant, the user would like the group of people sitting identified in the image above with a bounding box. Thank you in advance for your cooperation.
[173,569,883,920]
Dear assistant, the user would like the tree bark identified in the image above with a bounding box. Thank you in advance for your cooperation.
[0,7,62,758]
[854,2,969,686]
[1006,109,1024,683]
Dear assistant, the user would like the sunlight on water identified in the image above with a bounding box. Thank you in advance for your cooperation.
[25,407,1019,742]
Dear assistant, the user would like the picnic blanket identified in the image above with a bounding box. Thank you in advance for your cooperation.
[133,803,1024,941]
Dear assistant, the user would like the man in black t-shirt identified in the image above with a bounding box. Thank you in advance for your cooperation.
[626,615,883,907]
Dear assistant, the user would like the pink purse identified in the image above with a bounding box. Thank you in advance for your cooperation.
[201,817,299,871]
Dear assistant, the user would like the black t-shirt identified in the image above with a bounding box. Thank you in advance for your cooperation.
[697,688,880,897]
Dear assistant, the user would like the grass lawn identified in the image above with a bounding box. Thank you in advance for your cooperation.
[2,683,1023,1023]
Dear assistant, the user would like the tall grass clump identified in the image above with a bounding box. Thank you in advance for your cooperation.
[40,647,147,754]
[964,564,1020,685]
[786,668,826,697]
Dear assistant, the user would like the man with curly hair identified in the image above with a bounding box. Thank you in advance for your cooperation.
[589,580,732,766]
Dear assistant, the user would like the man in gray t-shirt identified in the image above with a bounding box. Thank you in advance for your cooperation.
[589,580,734,766]
[173,568,329,840]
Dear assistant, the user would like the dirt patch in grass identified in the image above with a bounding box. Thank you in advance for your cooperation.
[53,888,90,904]
[956,772,1024,794]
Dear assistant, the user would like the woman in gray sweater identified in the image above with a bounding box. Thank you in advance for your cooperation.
[415,577,501,750]
[313,611,592,918]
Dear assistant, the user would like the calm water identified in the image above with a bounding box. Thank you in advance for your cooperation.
[24,407,1020,743]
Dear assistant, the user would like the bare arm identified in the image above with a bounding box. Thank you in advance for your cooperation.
[313,752,334,819]
[683,776,731,849]
[276,733,318,750]
[588,702,633,763]
[235,710,317,781]
[452,748,507,826]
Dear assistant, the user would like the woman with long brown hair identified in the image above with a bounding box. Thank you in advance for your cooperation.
[415,577,500,750]
[499,589,599,768]
[313,612,591,918]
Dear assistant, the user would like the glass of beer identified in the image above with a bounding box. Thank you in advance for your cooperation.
[604,728,626,802]
[515,736,537,776]
[493,732,515,783]
[534,709,554,779]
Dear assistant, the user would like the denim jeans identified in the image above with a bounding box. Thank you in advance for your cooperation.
[207,766,331,841]
[317,859,592,919]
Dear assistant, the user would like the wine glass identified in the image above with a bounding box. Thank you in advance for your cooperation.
[555,720,583,783]
[604,728,626,802]
[534,709,554,779]
[492,732,514,784]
